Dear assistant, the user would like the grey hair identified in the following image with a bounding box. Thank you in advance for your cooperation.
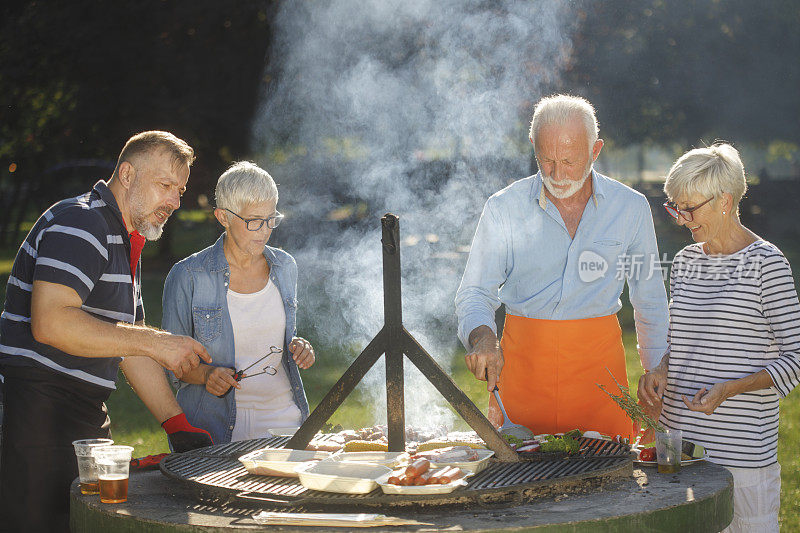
[529,94,599,150]
[664,143,747,207]
[215,161,278,213]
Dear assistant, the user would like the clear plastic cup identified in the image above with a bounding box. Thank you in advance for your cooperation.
[92,445,134,503]
[72,438,114,495]
[655,429,682,474]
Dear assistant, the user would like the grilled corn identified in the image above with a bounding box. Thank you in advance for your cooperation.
[342,440,389,452]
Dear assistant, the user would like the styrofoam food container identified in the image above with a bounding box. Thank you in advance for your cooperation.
[294,461,392,494]
[267,427,301,437]
[324,451,410,468]
[376,472,469,495]
[430,448,495,475]
[238,448,331,477]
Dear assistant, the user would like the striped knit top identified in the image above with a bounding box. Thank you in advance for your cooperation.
[661,240,800,468]
[0,181,144,390]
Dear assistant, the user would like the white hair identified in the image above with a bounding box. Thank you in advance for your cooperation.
[664,143,747,207]
[529,94,599,151]
[215,161,278,213]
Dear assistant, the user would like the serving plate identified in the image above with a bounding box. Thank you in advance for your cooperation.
[238,448,330,477]
[430,449,495,475]
[633,440,708,466]
[267,426,300,437]
[375,472,469,495]
[294,461,392,494]
[324,451,410,468]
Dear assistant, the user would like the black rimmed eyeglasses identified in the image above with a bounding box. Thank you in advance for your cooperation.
[663,197,713,222]
[223,208,284,230]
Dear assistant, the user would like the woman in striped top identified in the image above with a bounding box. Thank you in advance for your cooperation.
[638,143,800,532]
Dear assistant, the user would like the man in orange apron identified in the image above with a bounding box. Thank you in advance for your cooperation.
[455,95,668,439]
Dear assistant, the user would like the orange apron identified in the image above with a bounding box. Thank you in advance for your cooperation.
[489,314,632,439]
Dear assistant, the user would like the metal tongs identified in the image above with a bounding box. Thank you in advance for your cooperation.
[217,346,282,398]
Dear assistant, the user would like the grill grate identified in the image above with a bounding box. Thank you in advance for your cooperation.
[161,436,632,510]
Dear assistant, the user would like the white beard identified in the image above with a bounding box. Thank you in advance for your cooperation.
[542,165,593,199]
[134,218,164,241]
[129,181,169,240]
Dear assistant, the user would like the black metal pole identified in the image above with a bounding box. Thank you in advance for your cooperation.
[285,329,387,450]
[381,214,405,452]
[401,329,520,462]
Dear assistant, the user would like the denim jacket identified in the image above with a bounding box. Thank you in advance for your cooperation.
[161,233,310,444]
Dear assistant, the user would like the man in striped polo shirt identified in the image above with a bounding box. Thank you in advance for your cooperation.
[0,131,214,532]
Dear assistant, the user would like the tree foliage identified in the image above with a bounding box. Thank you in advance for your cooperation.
[567,0,800,145]
[0,0,274,244]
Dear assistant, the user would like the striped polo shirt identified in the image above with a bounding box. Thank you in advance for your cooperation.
[661,240,800,468]
[0,181,143,390]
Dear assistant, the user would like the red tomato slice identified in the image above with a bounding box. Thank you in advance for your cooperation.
[638,448,656,462]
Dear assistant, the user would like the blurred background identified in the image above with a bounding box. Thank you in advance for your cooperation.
[1,0,799,526]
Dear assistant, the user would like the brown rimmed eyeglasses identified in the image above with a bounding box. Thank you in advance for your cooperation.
[663,197,713,222]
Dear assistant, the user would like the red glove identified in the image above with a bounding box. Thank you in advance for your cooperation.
[162,413,213,452]
[130,453,170,471]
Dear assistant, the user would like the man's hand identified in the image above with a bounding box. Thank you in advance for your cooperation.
[204,366,240,397]
[465,326,503,392]
[288,337,315,369]
[682,382,730,415]
[162,413,213,452]
[150,333,212,379]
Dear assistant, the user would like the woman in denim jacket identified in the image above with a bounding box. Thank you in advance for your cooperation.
[162,161,313,444]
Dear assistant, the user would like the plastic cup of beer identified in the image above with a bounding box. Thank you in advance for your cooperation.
[655,429,682,474]
[92,445,134,503]
[72,438,114,495]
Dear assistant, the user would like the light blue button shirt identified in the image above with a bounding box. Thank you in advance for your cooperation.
[455,171,669,370]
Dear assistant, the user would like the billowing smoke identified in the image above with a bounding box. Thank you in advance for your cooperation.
[251,1,582,428]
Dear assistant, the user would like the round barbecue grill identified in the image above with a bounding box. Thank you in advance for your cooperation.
[160,435,633,510]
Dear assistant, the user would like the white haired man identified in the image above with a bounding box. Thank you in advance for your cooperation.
[456,94,669,438]
[0,131,214,532]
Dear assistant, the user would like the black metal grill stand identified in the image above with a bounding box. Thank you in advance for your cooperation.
[285,214,518,461]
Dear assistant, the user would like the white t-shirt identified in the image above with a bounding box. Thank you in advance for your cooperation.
[226,279,301,441]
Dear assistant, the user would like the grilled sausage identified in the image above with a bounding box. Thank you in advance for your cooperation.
[405,458,430,477]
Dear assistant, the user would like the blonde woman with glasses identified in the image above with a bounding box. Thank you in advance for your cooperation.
[639,143,800,532]
[162,161,315,444]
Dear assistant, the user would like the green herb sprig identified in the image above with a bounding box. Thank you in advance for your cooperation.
[597,368,664,433]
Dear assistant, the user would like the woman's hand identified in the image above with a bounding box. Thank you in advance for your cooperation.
[637,360,668,409]
[289,337,315,369]
[205,366,240,396]
[682,382,730,415]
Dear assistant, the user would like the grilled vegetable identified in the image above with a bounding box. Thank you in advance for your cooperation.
[540,434,580,454]
[502,434,524,447]
[343,440,389,452]
[639,447,656,462]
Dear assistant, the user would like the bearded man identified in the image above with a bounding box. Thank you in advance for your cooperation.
[0,131,214,532]
[455,95,668,439]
